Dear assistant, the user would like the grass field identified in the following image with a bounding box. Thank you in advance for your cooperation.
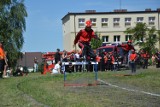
[0,67,160,107]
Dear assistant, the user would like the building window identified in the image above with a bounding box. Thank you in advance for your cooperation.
[113,18,120,27]
[102,36,109,43]
[101,18,108,27]
[78,18,85,28]
[137,17,143,23]
[90,18,96,27]
[148,17,155,26]
[114,35,120,42]
[125,35,132,41]
[125,18,131,27]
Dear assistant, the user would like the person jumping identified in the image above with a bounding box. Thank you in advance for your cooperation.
[73,20,100,61]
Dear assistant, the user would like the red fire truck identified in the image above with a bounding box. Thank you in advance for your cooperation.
[42,52,56,74]
[41,51,73,74]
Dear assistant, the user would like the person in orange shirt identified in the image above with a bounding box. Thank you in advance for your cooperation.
[95,52,101,71]
[0,42,8,78]
[106,52,115,71]
[141,51,150,69]
[129,49,138,73]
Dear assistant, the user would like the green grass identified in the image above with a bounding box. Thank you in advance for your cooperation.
[0,67,160,107]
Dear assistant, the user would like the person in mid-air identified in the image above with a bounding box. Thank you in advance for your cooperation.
[73,20,100,61]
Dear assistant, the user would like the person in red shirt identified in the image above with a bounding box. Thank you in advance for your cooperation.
[118,40,135,64]
[141,50,150,69]
[129,49,138,73]
[73,20,100,61]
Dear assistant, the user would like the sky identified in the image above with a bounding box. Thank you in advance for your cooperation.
[23,0,160,52]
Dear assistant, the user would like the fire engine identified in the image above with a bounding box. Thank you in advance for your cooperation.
[42,52,56,74]
[41,51,73,74]
[96,43,126,67]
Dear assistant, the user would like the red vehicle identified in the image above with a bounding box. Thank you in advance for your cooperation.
[96,44,124,66]
[42,52,56,74]
[42,51,73,74]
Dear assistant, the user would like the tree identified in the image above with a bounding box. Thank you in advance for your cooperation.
[0,0,27,68]
[157,30,160,50]
[124,23,159,54]
[90,32,102,49]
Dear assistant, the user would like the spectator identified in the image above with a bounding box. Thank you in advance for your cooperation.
[151,54,156,66]
[129,49,138,74]
[75,50,82,72]
[0,42,8,78]
[51,61,62,74]
[95,52,101,71]
[33,57,38,72]
[141,51,150,69]
[55,48,61,64]
[6,67,13,77]
[13,65,24,76]
[118,40,135,65]
[2,51,9,78]
[106,52,115,71]
[155,51,160,68]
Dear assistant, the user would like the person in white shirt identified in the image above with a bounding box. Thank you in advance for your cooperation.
[51,61,61,74]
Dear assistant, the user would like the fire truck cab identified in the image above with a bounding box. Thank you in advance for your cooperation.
[96,44,124,66]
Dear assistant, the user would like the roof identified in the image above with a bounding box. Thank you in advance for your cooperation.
[62,10,160,20]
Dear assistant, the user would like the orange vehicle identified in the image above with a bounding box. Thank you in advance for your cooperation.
[42,52,56,74]
[42,51,73,74]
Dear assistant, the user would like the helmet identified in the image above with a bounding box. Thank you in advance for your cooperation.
[85,20,92,27]
[128,40,132,43]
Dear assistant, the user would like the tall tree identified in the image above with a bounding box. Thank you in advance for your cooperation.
[124,23,159,54]
[0,0,27,67]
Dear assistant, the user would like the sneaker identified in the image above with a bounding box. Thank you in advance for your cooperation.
[3,75,9,78]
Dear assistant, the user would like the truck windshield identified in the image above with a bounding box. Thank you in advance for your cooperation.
[101,48,113,52]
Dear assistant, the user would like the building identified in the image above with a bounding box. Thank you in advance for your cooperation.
[17,52,43,71]
[62,9,160,51]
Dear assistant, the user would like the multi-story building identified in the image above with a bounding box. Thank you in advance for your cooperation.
[62,9,160,51]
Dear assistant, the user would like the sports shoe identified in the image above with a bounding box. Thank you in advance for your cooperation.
[3,75,9,78]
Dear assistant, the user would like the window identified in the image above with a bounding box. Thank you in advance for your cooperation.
[114,35,120,42]
[148,17,155,25]
[101,18,108,27]
[137,37,144,42]
[78,18,85,28]
[90,18,96,27]
[102,36,109,43]
[113,18,120,27]
[125,35,132,41]
[125,18,131,26]
[137,17,143,23]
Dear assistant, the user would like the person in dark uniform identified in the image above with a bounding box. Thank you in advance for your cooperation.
[55,48,61,64]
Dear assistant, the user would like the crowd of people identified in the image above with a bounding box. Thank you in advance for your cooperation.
[51,47,160,75]
[1,20,160,77]
[51,20,160,75]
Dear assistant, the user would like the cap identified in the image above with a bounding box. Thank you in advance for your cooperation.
[128,40,132,43]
